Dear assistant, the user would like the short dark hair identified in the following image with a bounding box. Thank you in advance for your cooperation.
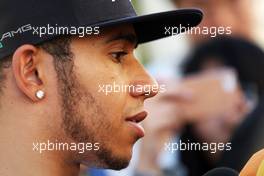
[0,56,12,94]
[0,36,73,95]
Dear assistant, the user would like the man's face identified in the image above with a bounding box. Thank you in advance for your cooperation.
[55,25,157,169]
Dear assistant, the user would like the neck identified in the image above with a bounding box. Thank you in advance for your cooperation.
[0,107,81,176]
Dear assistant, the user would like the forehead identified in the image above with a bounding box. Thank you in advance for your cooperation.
[72,24,137,45]
[90,24,137,42]
[69,24,138,58]
[201,57,225,70]
[100,24,136,36]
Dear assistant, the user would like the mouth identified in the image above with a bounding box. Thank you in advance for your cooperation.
[125,111,148,138]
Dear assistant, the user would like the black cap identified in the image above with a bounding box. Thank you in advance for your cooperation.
[0,0,203,59]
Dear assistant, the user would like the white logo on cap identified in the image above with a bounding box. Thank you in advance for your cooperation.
[0,24,32,42]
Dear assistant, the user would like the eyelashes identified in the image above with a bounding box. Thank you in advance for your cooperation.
[110,51,128,63]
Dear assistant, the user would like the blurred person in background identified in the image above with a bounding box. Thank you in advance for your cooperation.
[180,37,264,176]
[135,37,264,176]
[168,1,263,175]
[171,0,254,43]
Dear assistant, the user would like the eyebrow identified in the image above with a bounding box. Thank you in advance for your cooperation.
[105,33,138,48]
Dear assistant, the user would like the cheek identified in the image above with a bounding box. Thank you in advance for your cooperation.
[73,50,134,132]
[76,62,129,116]
[78,76,129,135]
[94,93,129,138]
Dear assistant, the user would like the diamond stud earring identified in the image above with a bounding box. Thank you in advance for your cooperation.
[36,90,45,100]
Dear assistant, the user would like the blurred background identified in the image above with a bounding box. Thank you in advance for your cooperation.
[81,0,264,176]
[133,0,264,80]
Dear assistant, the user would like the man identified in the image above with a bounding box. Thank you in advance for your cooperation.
[0,0,202,176]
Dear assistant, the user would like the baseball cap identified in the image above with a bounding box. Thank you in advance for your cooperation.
[0,0,203,59]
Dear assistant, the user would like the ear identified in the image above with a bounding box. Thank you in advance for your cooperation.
[12,44,45,102]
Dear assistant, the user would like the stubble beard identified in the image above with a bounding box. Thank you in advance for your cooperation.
[55,63,129,170]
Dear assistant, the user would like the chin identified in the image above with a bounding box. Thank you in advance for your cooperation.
[95,155,131,170]
[92,144,133,170]
[107,159,130,170]
[108,150,132,170]
[81,154,130,170]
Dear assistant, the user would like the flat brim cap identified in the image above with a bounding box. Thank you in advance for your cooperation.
[0,0,203,59]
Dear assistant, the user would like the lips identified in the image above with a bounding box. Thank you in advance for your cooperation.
[125,111,148,138]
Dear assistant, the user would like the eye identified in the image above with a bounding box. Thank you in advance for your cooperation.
[110,51,128,63]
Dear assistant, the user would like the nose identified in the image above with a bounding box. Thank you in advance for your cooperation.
[129,62,159,99]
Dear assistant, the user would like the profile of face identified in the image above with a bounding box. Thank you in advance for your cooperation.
[173,0,252,42]
[64,25,157,169]
[5,24,157,170]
